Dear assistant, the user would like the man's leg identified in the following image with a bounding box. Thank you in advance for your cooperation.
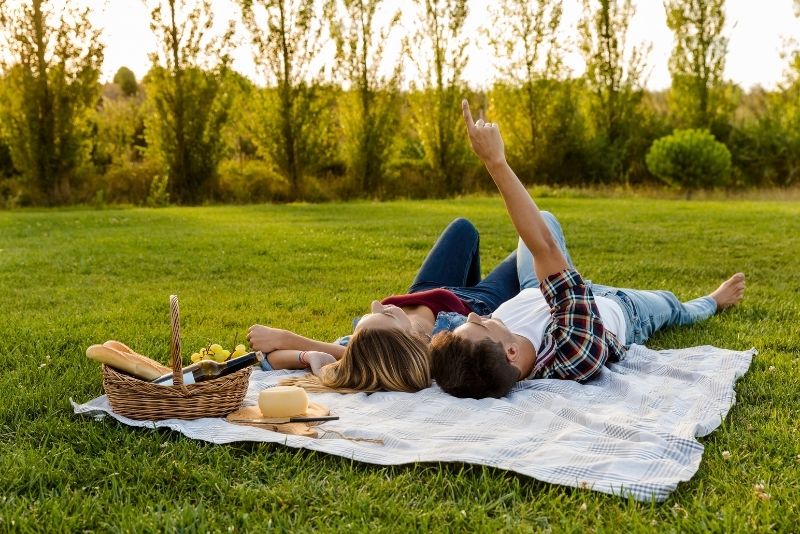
[453,211,574,314]
[619,289,717,344]
[593,273,744,344]
[517,211,576,289]
[408,218,481,293]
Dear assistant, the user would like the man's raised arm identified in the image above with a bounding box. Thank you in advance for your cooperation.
[461,100,569,282]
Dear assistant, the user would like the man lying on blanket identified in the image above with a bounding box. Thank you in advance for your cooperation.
[429,101,746,399]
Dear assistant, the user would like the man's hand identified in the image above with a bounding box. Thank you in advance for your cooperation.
[305,351,336,377]
[246,325,287,353]
[462,99,506,168]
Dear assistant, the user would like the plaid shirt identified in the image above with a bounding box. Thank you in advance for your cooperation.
[528,269,626,382]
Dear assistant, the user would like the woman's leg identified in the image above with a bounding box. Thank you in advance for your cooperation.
[517,211,576,289]
[408,218,481,293]
[450,250,520,314]
[449,212,574,314]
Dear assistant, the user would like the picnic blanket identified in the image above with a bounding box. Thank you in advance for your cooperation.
[72,344,755,502]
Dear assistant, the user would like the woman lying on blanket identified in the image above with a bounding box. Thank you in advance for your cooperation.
[428,100,746,399]
[246,217,522,392]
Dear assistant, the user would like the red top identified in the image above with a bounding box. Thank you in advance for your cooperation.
[381,288,473,316]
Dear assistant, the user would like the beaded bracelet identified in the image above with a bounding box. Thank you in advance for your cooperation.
[298,351,310,368]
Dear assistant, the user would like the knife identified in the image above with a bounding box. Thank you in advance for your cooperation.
[234,415,339,424]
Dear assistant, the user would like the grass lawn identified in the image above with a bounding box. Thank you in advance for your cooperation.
[1,197,798,532]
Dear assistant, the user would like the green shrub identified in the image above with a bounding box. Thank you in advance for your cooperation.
[216,159,291,203]
[91,159,163,205]
[645,128,732,195]
[112,66,138,97]
[145,175,170,207]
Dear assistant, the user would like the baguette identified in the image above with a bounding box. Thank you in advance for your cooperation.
[86,343,171,381]
[102,340,146,358]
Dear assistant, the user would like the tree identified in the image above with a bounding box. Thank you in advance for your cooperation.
[0,105,17,179]
[144,0,234,204]
[95,85,145,167]
[326,0,401,198]
[579,0,651,183]
[238,0,333,200]
[664,0,732,134]
[792,1,800,80]
[487,0,576,184]
[113,66,138,97]
[407,0,475,196]
[731,2,800,187]
[0,0,103,205]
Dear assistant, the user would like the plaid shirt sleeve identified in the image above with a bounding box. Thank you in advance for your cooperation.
[529,269,625,382]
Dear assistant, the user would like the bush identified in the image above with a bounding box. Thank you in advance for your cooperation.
[728,87,800,188]
[92,159,163,205]
[216,159,291,203]
[145,175,170,207]
[113,67,138,97]
[645,128,731,196]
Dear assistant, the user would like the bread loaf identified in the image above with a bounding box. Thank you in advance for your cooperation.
[86,342,171,381]
[102,340,141,356]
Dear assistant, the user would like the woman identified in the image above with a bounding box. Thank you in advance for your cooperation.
[247,217,521,392]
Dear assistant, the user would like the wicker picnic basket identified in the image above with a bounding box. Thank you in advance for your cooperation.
[102,295,251,420]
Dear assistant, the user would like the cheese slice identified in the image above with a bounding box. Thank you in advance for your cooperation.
[258,386,309,418]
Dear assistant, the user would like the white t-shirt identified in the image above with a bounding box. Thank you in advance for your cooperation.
[491,287,627,351]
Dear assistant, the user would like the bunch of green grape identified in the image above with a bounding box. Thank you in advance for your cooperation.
[191,343,248,363]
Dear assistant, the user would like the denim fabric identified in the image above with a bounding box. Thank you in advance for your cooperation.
[340,218,516,346]
[409,217,483,290]
[589,285,716,345]
[432,311,468,334]
[409,217,520,314]
[515,213,717,346]
[517,211,577,289]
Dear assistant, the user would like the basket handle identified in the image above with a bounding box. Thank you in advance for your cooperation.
[169,294,184,387]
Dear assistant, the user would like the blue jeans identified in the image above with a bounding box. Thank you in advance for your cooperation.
[515,214,717,345]
[408,218,520,316]
[516,212,576,289]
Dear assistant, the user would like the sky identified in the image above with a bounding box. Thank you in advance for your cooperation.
[13,0,800,91]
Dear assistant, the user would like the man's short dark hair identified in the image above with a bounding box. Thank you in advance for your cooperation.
[430,331,519,399]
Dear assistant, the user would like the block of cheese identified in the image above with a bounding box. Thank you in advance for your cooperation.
[258,386,309,418]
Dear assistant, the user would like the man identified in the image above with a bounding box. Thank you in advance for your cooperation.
[429,101,745,399]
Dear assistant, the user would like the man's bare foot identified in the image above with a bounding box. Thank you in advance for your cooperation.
[710,273,746,312]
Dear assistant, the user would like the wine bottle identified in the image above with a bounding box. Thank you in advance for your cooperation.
[152,351,264,386]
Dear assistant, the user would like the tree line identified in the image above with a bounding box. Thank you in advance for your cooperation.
[0,0,799,206]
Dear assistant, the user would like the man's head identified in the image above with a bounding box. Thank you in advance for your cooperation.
[430,312,522,399]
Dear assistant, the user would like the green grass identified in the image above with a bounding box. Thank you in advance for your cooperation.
[1,198,798,532]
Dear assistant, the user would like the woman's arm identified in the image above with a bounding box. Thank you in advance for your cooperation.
[247,325,346,359]
[265,349,337,375]
[461,100,569,282]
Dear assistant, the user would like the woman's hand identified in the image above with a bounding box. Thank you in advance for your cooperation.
[462,100,506,169]
[305,351,337,377]
[246,325,287,353]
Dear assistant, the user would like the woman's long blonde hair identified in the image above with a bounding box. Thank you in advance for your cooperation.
[280,328,431,393]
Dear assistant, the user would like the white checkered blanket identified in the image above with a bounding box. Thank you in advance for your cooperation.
[72,344,754,501]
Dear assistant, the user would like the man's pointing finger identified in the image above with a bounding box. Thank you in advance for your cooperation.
[462,99,474,129]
